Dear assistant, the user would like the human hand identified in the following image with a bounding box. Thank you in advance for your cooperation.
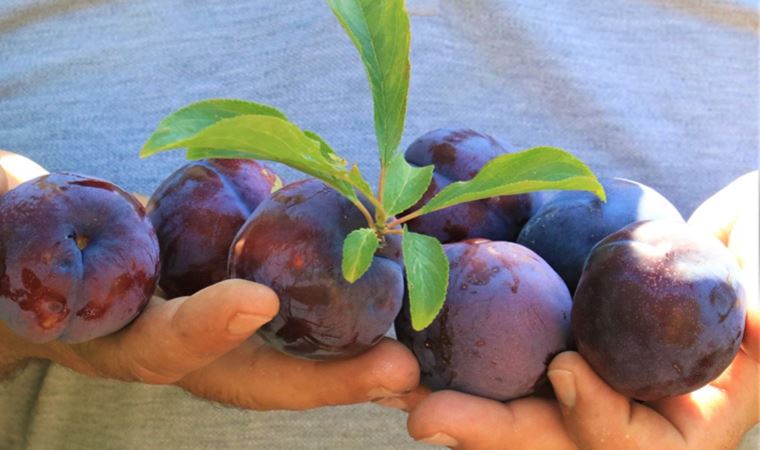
[405,172,759,449]
[2,279,419,409]
[0,150,48,195]
[0,153,419,411]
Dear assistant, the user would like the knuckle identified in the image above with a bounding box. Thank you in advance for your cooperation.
[124,352,182,385]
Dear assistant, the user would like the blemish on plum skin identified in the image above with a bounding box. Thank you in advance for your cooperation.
[443,223,468,242]
[430,142,457,166]
[69,179,120,192]
[290,253,305,270]
[2,268,70,329]
[76,270,149,321]
[437,307,453,366]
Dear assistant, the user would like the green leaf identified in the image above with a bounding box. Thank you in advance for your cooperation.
[402,228,449,331]
[417,147,606,215]
[342,228,381,283]
[147,114,359,200]
[304,130,351,168]
[140,99,288,157]
[302,131,374,201]
[327,0,411,166]
[383,153,434,216]
[347,164,375,201]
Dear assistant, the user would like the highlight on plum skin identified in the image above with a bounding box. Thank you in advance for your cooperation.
[147,159,280,298]
[0,173,160,343]
[517,177,684,293]
[402,128,534,243]
[572,219,747,401]
[395,239,572,401]
[229,178,404,361]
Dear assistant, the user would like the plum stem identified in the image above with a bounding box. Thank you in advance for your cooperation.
[386,209,422,229]
[374,166,388,228]
[378,166,386,205]
[352,199,376,229]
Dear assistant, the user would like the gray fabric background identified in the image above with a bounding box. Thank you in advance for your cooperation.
[0,0,758,448]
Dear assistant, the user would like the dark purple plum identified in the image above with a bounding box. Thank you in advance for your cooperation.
[0,173,160,343]
[573,220,746,401]
[517,177,683,293]
[147,159,280,298]
[402,128,534,243]
[229,179,404,360]
[395,239,572,401]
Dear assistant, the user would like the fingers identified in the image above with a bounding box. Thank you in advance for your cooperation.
[548,351,686,450]
[0,166,8,195]
[0,150,48,191]
[66,279,278,384]
[688,170,758,245]
[650,350,759,449]
[407,390,575,450]
[132,192,150,207]
[178,336,420,411]
[375,384,430,411]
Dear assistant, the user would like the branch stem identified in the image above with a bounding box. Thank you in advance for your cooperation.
[353,199,376,229]
[378,166,386,204]
[386,209,423,229]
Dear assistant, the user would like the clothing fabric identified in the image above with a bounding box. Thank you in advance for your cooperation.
[0,0,758,448]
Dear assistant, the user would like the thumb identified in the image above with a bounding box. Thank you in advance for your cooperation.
[0,150,48,191]
[547,351,686,450]
[73,278,279,384]
[0,166,7,196]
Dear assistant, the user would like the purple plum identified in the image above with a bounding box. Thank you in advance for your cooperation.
[0,173,159,343]
[517,177,683,293]
[147,159,279,298]
[402,128,534,243]
[229,179,404,360]
[573,220,747,401]
[396,239,572,401]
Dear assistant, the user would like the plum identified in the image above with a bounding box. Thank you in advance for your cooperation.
[572,220,746,401]
[147,159,279,298]
[0,173,160,343]
[402,128,533,243]
[517,177,683,293]
[395,239,572,401]
[229,179,404,360]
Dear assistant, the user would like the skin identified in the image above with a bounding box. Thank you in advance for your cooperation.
[0,153,420,411]
[401,172,759,450]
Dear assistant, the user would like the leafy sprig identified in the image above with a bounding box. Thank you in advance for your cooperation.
[140,0,605,331]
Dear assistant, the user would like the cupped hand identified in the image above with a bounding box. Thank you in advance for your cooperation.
[0,152,420,411]
[0,150,48,194]
[405,172,759,450]
[2,279,419,410]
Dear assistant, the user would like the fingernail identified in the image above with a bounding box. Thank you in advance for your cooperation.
[418,432,458,447]
[227,313,272,335]
[374,397,408,410]
[548,369,576,408]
